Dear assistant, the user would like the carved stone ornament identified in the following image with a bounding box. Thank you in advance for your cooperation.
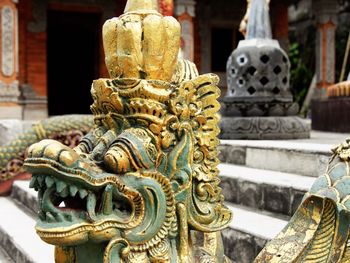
[24,1,232,262]
[220,0,310,139]
[220,116,310,140]
[1,5,15,77]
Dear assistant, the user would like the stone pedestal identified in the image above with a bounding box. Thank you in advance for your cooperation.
[220,116,310,140]
[220,0,309,140]
[221,39,310,139]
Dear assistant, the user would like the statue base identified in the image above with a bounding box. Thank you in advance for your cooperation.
[220,116,310,140]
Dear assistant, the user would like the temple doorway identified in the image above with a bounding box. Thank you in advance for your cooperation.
[47,9,101,116]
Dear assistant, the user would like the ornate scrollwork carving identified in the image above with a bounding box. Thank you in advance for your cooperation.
[24,1,231,262]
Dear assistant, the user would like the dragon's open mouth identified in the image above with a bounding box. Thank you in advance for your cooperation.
[31,174,132,224]
[28,170,139,245]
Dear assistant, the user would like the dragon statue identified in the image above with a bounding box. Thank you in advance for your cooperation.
[21,0,350,262]
[24,0,232,262]
[254,141,350,262]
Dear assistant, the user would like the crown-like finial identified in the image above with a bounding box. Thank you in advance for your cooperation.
[124,0,158,13]
[103,0,180,81]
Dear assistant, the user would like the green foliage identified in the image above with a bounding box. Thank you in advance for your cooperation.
[289,42,313,107]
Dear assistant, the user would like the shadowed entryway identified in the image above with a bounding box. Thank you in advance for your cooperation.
[47,10,101,115]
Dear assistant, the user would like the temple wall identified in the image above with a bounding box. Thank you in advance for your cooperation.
[6,0,344,119]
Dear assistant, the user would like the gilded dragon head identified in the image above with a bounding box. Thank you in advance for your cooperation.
[24,0,232,262]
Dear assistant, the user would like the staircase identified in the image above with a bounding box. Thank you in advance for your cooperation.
[219,138,337,263]
[0,132,347,263]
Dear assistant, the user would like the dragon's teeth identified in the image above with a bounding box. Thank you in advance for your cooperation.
[29,175,38,189]
[56,181,67,193]
[79,211,86,220]
[79,189,88,199]
[46,212,56,223]
[87,192,97,219]
[55,213,64,222]
[64,214,73,222]
[45,176,55,188]
[69,185,78,197]
[102,185,113,215]
[59,188,69,198]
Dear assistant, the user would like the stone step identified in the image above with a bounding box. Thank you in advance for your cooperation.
[0,197,54,263]
[11,180,38,215]
[223,202,288,263]
[219,163,315,216]
[219,139,333,177]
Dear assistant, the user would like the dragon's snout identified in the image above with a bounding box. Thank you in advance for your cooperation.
[27,139,80,168]
[24,138,143,246]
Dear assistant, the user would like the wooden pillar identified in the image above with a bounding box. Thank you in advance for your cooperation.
[175,0,195,62]
[313,0,337,97]
[0,0,21,118]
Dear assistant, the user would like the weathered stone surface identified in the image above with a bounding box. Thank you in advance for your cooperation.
[220,177,307,216]
[219,141,330,177]
[238,181,263,209]
[11,181,38,214]
[222,228,267,263]
[245,147,328,177]
[224,38,297,117]
[263,185,291,215]
[291,189,305,214]
[219,164,314,216]
[218,145,246,165]
[220,176,239,203]
[0,246,13,263]
[254,236,267,258]
[0,197,54,263]
[220,116,310,140]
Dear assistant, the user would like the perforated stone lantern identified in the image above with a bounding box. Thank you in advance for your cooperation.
[220,0,310,139]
